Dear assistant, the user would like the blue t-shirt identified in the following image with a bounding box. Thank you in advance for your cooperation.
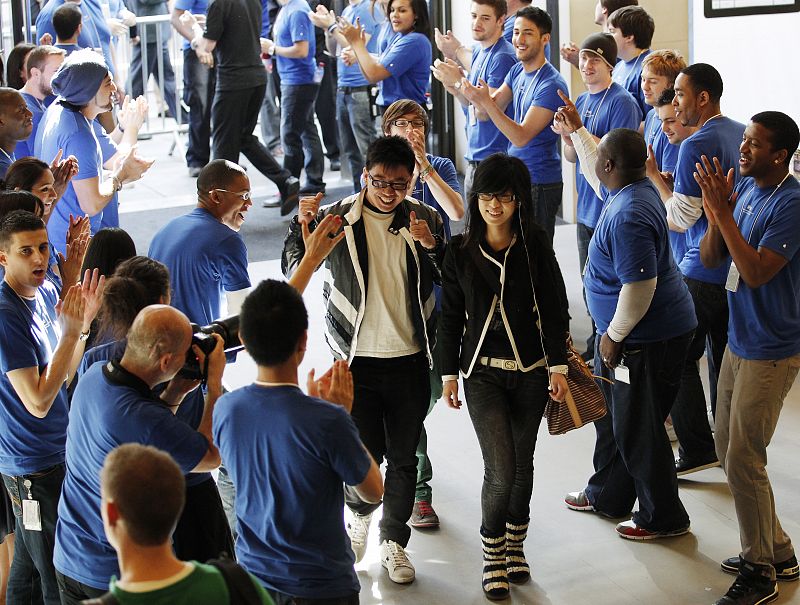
[612,50,651,118]
[54,43,83,56]
[726,177,800,360]
[91,119,120,229]
[465,39,516,162]
[375,19,392,53]
[377,31,431,106]
[503,61,567,184]
[0,152,15,179]
[35,101,105,254]
[574,82,641,227]
[175,0,209,50]
[502,16,550,61]
[148,208,251,326]
[17,93,46,159]
[584,179,697,343]
[54,361,209,589]
[274,0,316,86]
[673,116,745,284]
[213,385,370,598]
[78,339,211,486]
[0,280,69,475]
[338,1,382,87]
[410,153,460,239]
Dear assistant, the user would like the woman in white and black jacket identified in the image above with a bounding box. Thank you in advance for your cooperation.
[440,154,570,601]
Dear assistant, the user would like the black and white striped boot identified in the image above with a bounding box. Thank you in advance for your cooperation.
[506,519,530,584]
[481,528,509,600]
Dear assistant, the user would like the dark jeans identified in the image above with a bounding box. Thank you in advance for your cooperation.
[280,83,325,190]
[173,476,234,562]
[130,41,179,121]
[336,88,376,193]
[531,182,563,245]
[260,66,282,152]
[576,222,597,356]
[183,48,215,168]
[211,84,293,196]
[463,366,550,536]
[344,353,430,547]
[584,331,693,531]
[671,277,728,461]
[3,464,65,604]
[315,58,340,161]
[56,571,105,605]
[270,591,359,605]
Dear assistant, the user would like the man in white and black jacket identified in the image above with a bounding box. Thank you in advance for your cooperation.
[282,135,444,585]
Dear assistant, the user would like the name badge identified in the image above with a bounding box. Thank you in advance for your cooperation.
[23,499,42,531]
[614,363,630,384]
[725,262,740,293]
[469,104,477,126]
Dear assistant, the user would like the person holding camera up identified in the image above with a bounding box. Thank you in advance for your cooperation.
[53,304,226,604]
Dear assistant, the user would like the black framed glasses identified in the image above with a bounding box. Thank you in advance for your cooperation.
[391,118,425,129]
[367,174,409,191]
[212,188,252,201]
[477,192,515,203]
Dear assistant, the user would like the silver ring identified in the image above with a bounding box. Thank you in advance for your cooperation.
[602,357,609,363]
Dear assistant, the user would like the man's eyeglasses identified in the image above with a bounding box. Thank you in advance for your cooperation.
[367,174,409,191]
[212,188,252,201]
[391,118,425,129]
[477,192,515,203]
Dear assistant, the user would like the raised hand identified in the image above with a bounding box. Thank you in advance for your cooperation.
[51,152,79,200]
[409,210,435,249]
[554,89,582,133]
[80,268,106,328]
[309,5,335,29]
[434,27,463,60]
[297,192,323,225]
[308,360,354,412]
[339,17,364,45]
[460,77,491,109]
[431,58,463,89]
[58,225,90,291]
[301,213,345,265]
[560,42,580,67]
[693,154,736,225]
[57,284,85,339]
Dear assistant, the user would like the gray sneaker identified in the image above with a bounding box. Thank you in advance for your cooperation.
[345,511,372,563]
[380,540,415,584]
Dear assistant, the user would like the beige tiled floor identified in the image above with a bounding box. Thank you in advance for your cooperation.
[224,224,800,605]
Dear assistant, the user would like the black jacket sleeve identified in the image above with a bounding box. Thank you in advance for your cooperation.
[439,236,466,377]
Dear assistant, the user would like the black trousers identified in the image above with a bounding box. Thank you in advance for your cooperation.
[344,353,430,547]
[173,476,235,562]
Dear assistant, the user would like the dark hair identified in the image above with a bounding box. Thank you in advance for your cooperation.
[655,87,675,108]
[387,0,430,36]
[365,136,415,174]
[6,43,36,89]
[680,63,724,104]
[240,279,308,366]
[473,0,507,20]
[382,99,429,138]
[0,209,46,249]
[515,5,552,35]
[80,227,136,277]
[101,444,185,547]
[0,190,44,219]
[4,157,51,193]
[53,4,83,42]
[608,6,654,49]
[24,45,65,79]
[750,111,800,168]
[602,128,647,172]
[600,0,638,13]
[95,256,170,342]
[462,154,537,250]
[196,159,246,196]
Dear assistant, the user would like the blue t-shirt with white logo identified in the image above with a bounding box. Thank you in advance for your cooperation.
[465,39,517,162]
[584,178,696,342]
[612,50,651,118]
[54,361,209,589]
[214,385,370,598]
[338,1,382,87]
[673,116,745,284]
[149,207,251,326]
[726,177,800,360]
[574,82,642,227]
[274,0,316,85]
[377,31,431,106]
[0,280,68,475]
[503,61,568,184]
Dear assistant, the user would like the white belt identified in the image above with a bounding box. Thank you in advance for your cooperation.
[477,356,546,372]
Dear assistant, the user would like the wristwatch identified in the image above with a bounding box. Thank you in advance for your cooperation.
[453,81,462,90]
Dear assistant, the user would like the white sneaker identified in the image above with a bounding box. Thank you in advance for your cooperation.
[380,540,415,584]
[346,511,372,563]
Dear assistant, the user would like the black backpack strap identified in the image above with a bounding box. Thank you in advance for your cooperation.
[208,555,264,605]
[81,593,120,605]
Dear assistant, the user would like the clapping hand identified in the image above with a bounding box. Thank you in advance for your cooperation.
[560,42,580,67]
[693,154,736,227]
[434,27,463,61]
[460,77,491,109]
[431,58,463,89]
[307,360,354,412]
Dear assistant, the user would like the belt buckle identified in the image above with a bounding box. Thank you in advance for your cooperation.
[503,360,516,370]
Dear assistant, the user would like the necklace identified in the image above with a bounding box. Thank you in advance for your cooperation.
[615,50,645,85]
[584,85,612,135]
[515,65,544,123]
[0,147,15,164]
[596,182,636,227]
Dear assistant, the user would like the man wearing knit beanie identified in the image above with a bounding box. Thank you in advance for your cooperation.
[34,49,154,254]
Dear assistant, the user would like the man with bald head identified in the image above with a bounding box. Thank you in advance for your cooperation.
[0,87,34,177]
[53,304,226,604]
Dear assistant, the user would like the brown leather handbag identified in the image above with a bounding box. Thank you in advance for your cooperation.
[544,337,608,435]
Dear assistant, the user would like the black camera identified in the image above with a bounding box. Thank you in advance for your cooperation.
[180,315,243,380]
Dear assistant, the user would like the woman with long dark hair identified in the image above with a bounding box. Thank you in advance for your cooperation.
[440,153,570,600]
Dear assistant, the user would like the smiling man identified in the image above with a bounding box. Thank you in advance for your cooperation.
[0,87,34,177]
[16,46,66,159]
[149,159,252,327]
[282,135,444,585]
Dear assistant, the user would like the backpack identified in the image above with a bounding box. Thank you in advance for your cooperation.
[81,554,264,605]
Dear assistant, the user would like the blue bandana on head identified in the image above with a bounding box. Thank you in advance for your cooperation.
[51,48,109,106]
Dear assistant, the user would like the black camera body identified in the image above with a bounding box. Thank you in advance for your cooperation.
[180,315,243,380]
